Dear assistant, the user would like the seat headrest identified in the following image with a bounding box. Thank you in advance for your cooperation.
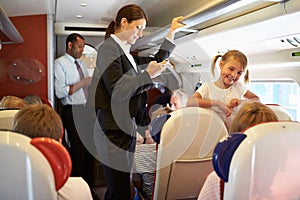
[31,137,72,190]
[0,109,20,129]
[150,114,171,144]
[221,121,300,199]
[266,104,294,121]
[0,130,71,193]
[212,133,247,182]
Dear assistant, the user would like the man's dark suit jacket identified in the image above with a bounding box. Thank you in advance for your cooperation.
[88,37,175,136]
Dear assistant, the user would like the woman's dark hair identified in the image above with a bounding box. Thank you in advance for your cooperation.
[105,4,147,39]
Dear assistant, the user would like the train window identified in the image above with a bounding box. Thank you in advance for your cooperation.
[80,44,97,76]
[249,80,300,121]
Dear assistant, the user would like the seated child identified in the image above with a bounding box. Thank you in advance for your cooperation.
[197,102,278,200]
[12,104,93,200]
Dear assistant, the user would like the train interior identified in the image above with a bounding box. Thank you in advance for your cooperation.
[1,0,300,199]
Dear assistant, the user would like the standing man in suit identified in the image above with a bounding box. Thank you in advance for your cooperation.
[54,33,99,199]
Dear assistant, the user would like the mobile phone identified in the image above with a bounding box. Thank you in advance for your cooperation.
[178,20,186,26]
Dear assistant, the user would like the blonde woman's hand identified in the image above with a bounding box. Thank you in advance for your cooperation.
[145,129,155,144]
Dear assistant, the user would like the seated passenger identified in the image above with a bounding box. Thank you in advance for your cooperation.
[0,95,28,109]
[132,88,188,200]
[169,88,189,110]
[186,50,260,130]
[197,101,278,200]
[23,95,43,105]
[12,104,93,200]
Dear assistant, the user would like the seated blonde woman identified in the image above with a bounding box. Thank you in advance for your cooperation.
[133,88,189,199]
[0,95,28,109]
[169,88,189,110]
[198,101,278,200]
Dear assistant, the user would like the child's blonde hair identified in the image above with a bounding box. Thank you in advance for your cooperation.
[211,50,250,83]
[229,102,278,133]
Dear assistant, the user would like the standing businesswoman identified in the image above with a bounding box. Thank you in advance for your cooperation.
[88,4,185,200]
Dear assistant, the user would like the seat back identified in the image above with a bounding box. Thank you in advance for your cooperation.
[150,113,171,144]
[153,107,228,200]
[40,96,53,107]
[214,121,300,200]
[266,104,294,121]
[0,109,19,129]
[147,87,163,113]
[0,130,71,200]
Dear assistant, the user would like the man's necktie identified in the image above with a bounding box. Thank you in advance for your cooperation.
[75,60,88,99]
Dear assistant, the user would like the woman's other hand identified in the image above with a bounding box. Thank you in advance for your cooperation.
[167,16,186,40]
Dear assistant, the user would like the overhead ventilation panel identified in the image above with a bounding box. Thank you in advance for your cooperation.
[54,22,106,36]
[0,6,24,44]
[132,0,282,51]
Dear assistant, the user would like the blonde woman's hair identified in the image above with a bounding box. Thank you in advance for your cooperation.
[13,104,63,141]
[211,50,250,83]
[0,96,28,109]
[172,88,189,107]
[229,102,279,133]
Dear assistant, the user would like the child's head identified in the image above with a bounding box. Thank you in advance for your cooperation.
[229,102,279,133]
[211,50,249,85]
[13,104,63,141]
[170,89,189,110]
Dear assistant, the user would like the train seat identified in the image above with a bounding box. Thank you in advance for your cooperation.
[0,130,72,200]
[150,113,171,144]
[0,109,20,129]
[266,104,294,121]
[40,96,53,107]
[153,107,228,200]
[213,121,300,200]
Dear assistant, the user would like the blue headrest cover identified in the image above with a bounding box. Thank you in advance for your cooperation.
[213,133,247,182]
[150,114,171,144]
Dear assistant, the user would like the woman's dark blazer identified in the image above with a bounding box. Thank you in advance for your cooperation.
[88,37,175,135]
